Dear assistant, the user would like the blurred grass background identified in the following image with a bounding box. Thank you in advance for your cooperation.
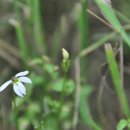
[0,0,130,130]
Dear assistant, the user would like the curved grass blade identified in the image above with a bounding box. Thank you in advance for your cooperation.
[80,86,102,130]
[104,43,130,118]
[95,0,130,48]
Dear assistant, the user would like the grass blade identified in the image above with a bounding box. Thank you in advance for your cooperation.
[95,0,130,47]
[104,43,130,118]
[80,86,102,130]
[31,0,46,53]
[76,1,88,78]
[12,0,28,63]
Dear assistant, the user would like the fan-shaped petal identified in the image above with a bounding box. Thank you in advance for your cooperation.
[13,84,24,97]
[0,80,12,92]
[17,82,26,95]
[15,71,29,77]
[18,77,32,84]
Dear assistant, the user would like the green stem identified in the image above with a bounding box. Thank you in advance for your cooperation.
[31,0,46,53]
[58,70,68,120]
[13,0,28,64]
[13,94,19,129]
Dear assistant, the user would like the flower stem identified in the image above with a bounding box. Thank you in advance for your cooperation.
[58,70,68,120]
[12,94,19,129]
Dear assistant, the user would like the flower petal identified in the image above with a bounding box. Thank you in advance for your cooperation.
[18,77,32,84]
[13,84,24,97]
[0,80,12,92]
[17,82,26,95]
[15,71,29,77]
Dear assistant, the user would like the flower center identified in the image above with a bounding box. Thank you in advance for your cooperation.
[12,77,19,84]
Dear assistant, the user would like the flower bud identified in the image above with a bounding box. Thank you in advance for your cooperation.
[61,48,70,73]
[62,48,69,61]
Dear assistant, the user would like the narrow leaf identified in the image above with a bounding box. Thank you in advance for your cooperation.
[95,0,130,47]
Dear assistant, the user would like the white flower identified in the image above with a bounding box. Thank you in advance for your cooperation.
[0,70,32,97]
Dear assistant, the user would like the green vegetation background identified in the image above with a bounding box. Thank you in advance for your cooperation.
[0,0,130,130]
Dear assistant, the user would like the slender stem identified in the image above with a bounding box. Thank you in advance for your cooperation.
[79,32,116,57]
[13,0,28,64]
[77,24,130,58]
[72,58,81,130]
[87,9,113,30]
[31,0,46,53]
[119,41,124,88]
[58,69,68,121]
[13,94,19,129]
[115,10,130,24]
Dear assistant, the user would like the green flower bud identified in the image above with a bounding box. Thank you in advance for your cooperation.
[62,48,69,61]
[61,48,70,73]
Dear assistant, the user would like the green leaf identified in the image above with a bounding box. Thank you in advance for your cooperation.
[31,73,45,85]
[49,79,75,95]
[44,64,58,78]
[95,0,130,48]
[117,119,127,130]
[44,116,59,130]
[18,117,29,130]
[80,86,102,130]
[26,103,41,121]
[104,43,130,118]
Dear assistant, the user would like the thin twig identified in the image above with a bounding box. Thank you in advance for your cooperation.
[72,57,81,130]
[78,32,116,57]
[77,24,130,58]
[97,76,105,123]
[0,47,21,69]
[0,39,20,59]
[87,9,113,30]
[13,94,19,129]
[119,40,124,88]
